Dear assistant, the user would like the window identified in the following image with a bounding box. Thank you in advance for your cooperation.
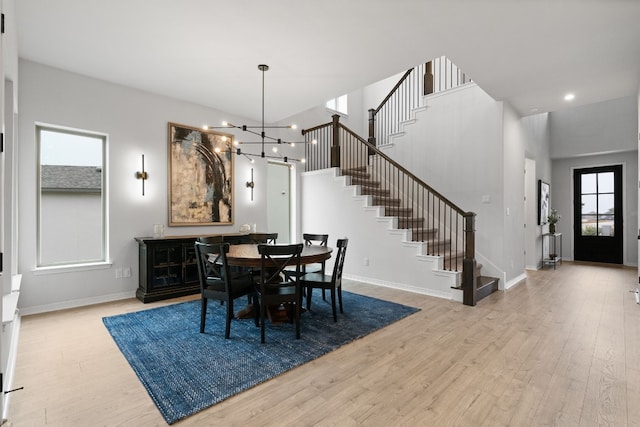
[579,171,615,236]
[326,94,348,115]
[37,125,107,267]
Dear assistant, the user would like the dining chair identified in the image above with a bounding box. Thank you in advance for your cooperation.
[283,233,329,297]
[301,238,348,322]
[194,241,258,338]
[256,243,303,343]
[248,232,278,244]
[248,233,278,281]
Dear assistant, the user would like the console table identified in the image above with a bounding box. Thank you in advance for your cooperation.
[135,234,250,302]
[542,232,562,270]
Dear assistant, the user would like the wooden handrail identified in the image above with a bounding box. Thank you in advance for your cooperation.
[373,68,413,115]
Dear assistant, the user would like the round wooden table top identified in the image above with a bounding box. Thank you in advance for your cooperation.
[226,244,332,268]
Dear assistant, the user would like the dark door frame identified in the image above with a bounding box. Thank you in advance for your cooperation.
[573,164,623,264]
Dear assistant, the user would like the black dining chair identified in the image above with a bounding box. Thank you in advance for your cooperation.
[247,233,278,280]
[194,241,258,338]
[301,238,348,322]
[256,243,303,343]
[283,233,329,294]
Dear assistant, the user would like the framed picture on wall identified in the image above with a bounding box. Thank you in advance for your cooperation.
[168,122,234,226]
[538,180,550,225]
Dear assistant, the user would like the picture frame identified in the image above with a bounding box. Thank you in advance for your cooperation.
[538,179,550,225]
[168,122,234,226]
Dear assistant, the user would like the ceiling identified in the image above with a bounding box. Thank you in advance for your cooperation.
[15,0,640,123]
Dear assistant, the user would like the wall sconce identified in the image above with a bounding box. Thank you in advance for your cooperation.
[135,154,148,196]
[246,167,254,201]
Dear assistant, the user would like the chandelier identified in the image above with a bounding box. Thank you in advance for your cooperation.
[205,64,307,163]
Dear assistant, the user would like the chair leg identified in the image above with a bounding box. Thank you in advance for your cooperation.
[253,294,260,327]
[306,286,313,310]
[225,299,233,339]
[200,298,207,333]
[330,288,337,322]
[260,301,266,343]
[322,289,326,301]
[338,286,343,313]
[294,301,301,339]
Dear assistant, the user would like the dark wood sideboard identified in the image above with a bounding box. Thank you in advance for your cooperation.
[135,234,250,303]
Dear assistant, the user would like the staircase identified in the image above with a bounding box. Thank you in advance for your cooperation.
[342,165,498,302]
[301,57,499,305]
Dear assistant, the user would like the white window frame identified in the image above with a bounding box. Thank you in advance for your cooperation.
[36,124,108,269]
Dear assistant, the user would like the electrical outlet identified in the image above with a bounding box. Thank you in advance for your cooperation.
[123,267,131,278]
[115,268,123,279]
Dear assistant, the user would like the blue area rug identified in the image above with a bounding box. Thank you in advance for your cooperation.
[103,290,419,424]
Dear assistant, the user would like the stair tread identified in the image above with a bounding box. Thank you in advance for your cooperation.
[478,276,499,288]
[477,276,500,301]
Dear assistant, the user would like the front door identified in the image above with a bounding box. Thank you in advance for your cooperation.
[573,165,623,264]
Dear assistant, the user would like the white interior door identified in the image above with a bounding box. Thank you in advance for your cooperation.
[267,162,290,243]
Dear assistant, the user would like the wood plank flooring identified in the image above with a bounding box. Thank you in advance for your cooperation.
[5,262,639,426]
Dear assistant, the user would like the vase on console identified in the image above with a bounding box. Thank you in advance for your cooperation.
[549,223,556,234]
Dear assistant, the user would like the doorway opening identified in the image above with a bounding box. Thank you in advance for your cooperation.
[267,162,291,243]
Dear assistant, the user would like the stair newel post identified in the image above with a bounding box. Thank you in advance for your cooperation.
[331,114,341,168]
[462,212,477,306]
[368,108,376,146]
[424,61,434,95]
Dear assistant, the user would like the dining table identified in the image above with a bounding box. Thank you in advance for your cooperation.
[225,243,333,268]
[223,243,333,322]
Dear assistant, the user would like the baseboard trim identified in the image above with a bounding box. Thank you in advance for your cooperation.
[344,274,454,301]
[19,290,136,316]
[505,273,527,291]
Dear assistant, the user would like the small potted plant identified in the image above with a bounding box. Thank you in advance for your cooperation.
[547,208,560,234]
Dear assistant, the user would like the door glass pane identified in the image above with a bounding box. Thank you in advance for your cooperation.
[598,218,614,236]
[598,172,614,193]
[598,194,614,214]
[581,173,597,193]
[581,195,597,215]
[581,215,597,236]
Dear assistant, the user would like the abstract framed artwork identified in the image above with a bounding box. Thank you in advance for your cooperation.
[538,179,550,225]
[168,122,233,226]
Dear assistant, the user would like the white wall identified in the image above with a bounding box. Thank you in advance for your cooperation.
[502,103,527,283]
[550,96,637,158]
[521,112,553,268]
[18,60,300,313]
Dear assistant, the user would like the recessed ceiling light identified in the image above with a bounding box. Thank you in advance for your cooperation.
[564,93,575,101]
[530,107,539,113]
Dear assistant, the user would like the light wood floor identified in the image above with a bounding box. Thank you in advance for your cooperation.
[5,262,640,426]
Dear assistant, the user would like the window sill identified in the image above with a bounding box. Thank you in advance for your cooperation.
[33,261,113,275]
